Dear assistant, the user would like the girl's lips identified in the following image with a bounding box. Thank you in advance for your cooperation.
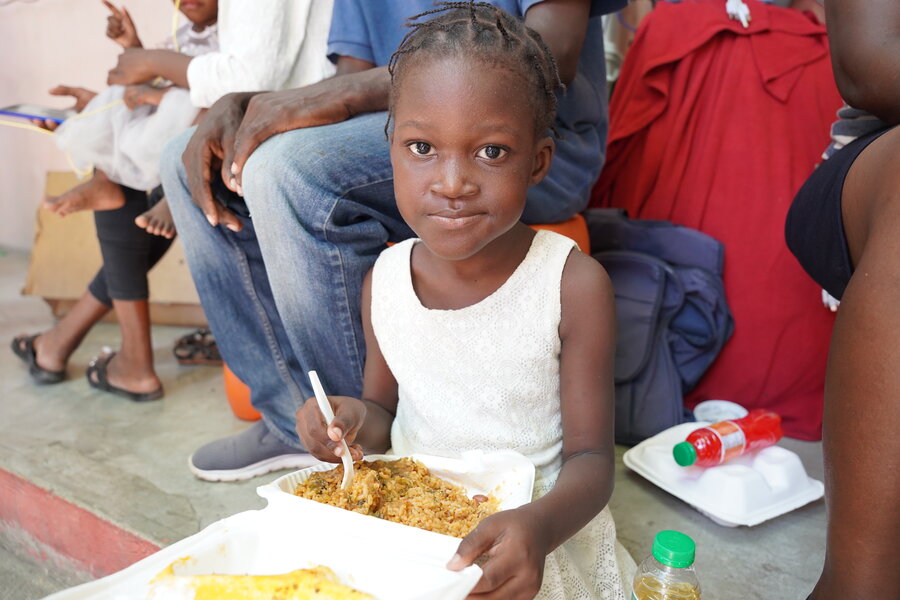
[427,212,484,229]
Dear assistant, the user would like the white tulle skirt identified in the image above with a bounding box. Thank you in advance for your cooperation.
[55,85,199,190]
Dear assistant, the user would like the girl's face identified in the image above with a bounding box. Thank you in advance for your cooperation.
[176,0,217,27]
[390,55,553,261]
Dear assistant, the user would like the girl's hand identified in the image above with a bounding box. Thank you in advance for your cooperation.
[123,84,168,109]
[102,0,142,48]
[107,49,156,86]
[30,85,98,131]
[296,395,367,463]
[447,508,550,599]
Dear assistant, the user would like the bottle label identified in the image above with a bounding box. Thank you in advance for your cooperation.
[709,420,746,462]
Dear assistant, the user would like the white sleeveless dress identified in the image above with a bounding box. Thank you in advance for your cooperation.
[370,230,636,599]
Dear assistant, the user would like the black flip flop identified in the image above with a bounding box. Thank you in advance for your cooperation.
[86,352,164,402]
[10,334,66,384]
[173,328,222,366]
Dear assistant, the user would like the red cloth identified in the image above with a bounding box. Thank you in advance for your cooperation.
[592,1,843,440]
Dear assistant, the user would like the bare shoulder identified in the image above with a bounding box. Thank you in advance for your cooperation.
[560,249,615,335]
[561,248,613,303]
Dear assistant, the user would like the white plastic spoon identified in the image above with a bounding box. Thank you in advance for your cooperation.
[308,370,354,490]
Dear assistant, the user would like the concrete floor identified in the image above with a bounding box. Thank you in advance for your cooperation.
[0,248,827,599]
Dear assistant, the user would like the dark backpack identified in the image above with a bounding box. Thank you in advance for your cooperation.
[584,209,734,445]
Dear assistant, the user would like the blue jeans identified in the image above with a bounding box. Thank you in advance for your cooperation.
[160,111,594,445]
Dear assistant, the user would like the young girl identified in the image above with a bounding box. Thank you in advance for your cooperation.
[295,4,635,598]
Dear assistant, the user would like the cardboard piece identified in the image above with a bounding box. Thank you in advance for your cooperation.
[23,171,205,326]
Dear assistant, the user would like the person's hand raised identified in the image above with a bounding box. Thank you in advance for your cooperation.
[102,0,142,48]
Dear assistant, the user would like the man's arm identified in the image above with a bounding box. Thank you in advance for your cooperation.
[525,0,592,85]
[228,60,390,189]
[826,0,900,125]
[183,56,389,229]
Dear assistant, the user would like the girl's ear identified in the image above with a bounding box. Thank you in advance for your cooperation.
[529,136,555,186]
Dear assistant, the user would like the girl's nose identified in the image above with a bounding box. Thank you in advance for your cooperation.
[431,158,478,199]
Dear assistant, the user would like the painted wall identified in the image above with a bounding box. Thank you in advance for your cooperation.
[0,0,172,251]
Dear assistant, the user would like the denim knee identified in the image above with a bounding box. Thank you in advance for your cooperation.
[159,127,196,209]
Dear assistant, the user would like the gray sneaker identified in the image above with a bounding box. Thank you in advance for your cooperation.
[188,421,320,482]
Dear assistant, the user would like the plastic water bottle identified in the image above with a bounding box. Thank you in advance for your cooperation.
[673,409,783,468]
[631,530,701,600]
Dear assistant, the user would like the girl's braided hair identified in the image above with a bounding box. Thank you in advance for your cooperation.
[385,1,565,139]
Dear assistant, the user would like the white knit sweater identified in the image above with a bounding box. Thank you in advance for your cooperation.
[186,0,335,108]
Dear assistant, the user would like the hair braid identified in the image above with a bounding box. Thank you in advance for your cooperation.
[385,1,564,139]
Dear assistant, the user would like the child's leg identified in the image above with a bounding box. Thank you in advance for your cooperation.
[44,169,127,217]
[15,290,110,373]
[89,298,161,395]
[88,186,173,395]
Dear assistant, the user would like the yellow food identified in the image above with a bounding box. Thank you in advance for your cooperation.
[293,458,498,537]
[151,565,372,600]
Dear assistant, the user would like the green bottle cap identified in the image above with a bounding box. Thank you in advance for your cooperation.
[652,530,696,568]
[673,442,698,466]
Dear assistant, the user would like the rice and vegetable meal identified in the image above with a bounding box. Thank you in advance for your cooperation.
[293,457,499,537]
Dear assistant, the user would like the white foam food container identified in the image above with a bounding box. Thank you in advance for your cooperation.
[44,450,535,600]
[623,423,823,527]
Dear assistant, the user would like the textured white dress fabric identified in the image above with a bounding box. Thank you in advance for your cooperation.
[54,24,219,190]
[371,230,636,599]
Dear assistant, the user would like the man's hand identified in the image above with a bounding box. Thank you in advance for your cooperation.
[123,84,168,109]
[182,92,257,231]
[227,84,359,192]
[227,63,391,191]
[30,85,98,131]
[103,0,141,48]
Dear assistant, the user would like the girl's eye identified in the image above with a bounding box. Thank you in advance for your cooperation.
[477,145,507,160]
[408,142,434,156]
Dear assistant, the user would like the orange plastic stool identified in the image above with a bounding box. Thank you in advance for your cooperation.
[223,363,261,421]
[529,213,590,253]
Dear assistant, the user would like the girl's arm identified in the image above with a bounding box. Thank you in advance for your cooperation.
[295,269,397,461]
[449,249,617,597]
[107,49,192,89]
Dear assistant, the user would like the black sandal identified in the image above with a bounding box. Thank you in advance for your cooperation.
[86,352,164,402]
[173,328,222,366]
[10,334,65,384]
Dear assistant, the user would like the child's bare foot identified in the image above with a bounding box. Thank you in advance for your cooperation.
[135,197,176,238]
[43,170,125,217]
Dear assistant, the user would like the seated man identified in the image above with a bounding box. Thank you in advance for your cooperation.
[160,0,626,482]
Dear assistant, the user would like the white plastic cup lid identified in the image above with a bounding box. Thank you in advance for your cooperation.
[693,400,749,423]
